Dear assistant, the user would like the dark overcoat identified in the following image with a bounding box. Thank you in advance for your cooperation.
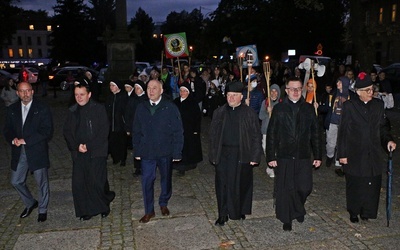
[173,96,203,165]
[132,97,184,160]
[209,104,262,165]
[337,97,393,177]
[63,100,109,159]
[266,97,322,162]
[4,99,53,171]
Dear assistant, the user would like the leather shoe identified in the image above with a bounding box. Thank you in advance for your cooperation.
[160,206,170,216]
[296,215,305,223]
[215,216,229,226]
[139,212,155,223]
[283,223,292,231]
[133,169,141,176]
[241,214,246,220]
[80,215,92,221]
[335,169,345,177]
[20,201,38,218]
[360,216,369,221]
[101,211,110,218]
[350,215,359,223]
[38,213,47,222]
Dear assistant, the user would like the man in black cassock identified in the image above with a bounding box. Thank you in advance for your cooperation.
[64,84,115,220]
[337,72,396,223]
[266,76,322,231]
[209,81,262,226]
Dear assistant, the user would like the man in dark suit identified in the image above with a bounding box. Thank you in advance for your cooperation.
[132,79,184,223]
[3,82,53,222]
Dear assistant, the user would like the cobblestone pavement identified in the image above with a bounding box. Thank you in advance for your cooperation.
[1,89,400,249]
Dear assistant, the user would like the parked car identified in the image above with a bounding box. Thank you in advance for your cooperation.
[48,66,99,88]
[98,67,107,84]
[0,69,14,88]
[4,67,38,84]
[135,62,150,74]
[380,63,400,93]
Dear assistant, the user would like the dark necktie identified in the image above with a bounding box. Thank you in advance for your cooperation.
[152,102,156,106]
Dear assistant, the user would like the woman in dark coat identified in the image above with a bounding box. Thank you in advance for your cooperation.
[105,80,128,166]
[173,82,203,176]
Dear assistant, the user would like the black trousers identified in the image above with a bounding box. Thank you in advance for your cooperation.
[345,174,381,219]
[275,158,313,224]
[215,146,253,220]
[109,131,127,163]
[72,154,115,217]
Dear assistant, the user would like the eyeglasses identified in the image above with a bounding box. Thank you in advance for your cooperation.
[286,87,302,92]
[358,88,373,93]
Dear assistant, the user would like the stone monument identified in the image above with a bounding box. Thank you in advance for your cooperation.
[104,0,137,83]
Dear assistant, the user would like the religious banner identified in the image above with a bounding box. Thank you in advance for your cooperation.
[164,32,189,59]
[236,44,259,68]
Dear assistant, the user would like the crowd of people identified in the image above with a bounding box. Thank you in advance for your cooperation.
[2,59,397,232]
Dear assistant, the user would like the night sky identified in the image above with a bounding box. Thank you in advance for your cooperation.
[14,0,219,22]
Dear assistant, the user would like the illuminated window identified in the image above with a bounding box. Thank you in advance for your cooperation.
[153,34,158,38]
[18,49,24,57]
[47,25,52,31]
[379,7,383,24]
[8,49,14,58]
[28,49,33,58]
[29,25,34,30]
[392,4,397,22]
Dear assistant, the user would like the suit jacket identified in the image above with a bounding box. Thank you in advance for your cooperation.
[3,99,53,171]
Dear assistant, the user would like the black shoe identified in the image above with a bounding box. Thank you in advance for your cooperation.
[215,216,229,226]
[335,169,345,177]
[133,169,141,176]
[283,223,292,231]
[296,215,304,223]
[360,216,369,221]
[326,157,333,167]
[20,201,38,218]
[350,215,359,223]
[80,215,92,221]
[38,213,47,222]
[241,214,246,220]
[113,160,120,165]
[120,161,126,166]
[101,211,110,218]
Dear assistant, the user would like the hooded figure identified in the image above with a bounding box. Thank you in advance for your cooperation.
[259,84,282,178]
[319,76,350,175]
[139,70,149,83]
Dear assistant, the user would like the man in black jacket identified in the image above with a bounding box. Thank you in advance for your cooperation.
[266,76,322,231]
[208,81,262,226]
[337,72,396,223]
[63,84,115,220]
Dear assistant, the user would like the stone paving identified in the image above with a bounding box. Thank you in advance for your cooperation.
[1,89,400,249]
